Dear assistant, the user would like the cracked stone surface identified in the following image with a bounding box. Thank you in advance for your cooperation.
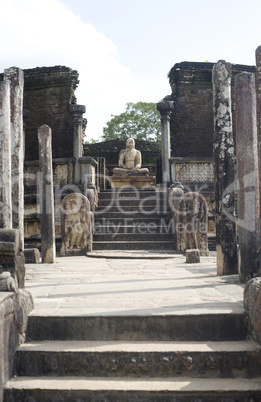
[25,252,244,316]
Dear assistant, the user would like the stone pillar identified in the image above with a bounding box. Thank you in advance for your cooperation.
[79,156,98,191]
[69,104,86,184]
[38,125,56,263]
[23,110,29,157]
[212,60,238,275]
[4,68,24,249]
[255,46,261,224]
[235,72,261,282]
[157,101,174,185]
[0,81,12,229]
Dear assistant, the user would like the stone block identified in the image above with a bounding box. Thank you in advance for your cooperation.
[24,248,40,264]
[111,176,155,189]
[186,249,200,263]
[244,277,261,344]
[0,229,25,288]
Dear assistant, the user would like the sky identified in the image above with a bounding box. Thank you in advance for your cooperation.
[1,0,261,141]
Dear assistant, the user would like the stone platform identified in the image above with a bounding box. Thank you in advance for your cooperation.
[110,175,155,189]
[22,252,243,316]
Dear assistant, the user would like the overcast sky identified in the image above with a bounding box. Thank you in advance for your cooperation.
[1,0,261,141]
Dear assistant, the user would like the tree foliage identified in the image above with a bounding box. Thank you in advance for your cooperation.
[102,102,161,142]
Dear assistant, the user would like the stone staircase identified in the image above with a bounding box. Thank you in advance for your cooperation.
[93,188,175,251]
[3,312,261,400]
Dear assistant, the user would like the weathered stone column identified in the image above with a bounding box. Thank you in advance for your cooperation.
[235,72,261,282]
[23,110,29,155]
[38,125,56,263]
[255,46,261,224]
[4,67,24,248]
[212,60,238,275]
[69,104,86,184]
[79,156,98,191]
[0,81,12,229]
[157,101,174,185]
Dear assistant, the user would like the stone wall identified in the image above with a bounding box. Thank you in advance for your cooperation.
[23,66,79,161]
[168,61,255,158]
[84,138,161,177]
[84,138,161,165]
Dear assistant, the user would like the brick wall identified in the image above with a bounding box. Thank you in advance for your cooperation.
[168,62,255,158]
[23,66,79,161]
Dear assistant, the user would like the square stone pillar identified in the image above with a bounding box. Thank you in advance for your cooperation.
[69,104,86,184]
[255,46,261,229]
[38,125,56,263]
[0,229,25,288]
[212,60,238,275]
[79,156,98,191]
[157,101,174,185]
[4,67,24,249]
[235,72,261,282]
[0,81,12,229]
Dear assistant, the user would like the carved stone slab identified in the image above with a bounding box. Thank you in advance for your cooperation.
[60,193,93,256]
[169,185,209,256]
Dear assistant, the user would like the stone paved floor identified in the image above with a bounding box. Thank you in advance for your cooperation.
[24,252,245,317]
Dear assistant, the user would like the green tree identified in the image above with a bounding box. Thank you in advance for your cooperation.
[102,102,161,142]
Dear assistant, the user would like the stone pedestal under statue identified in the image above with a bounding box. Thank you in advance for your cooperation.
[111,175,155,189]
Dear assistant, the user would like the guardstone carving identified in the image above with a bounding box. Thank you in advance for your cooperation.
[168,183,209,256]
[60,193,93,256]
[0,269,18,293]
[244,277,261,344]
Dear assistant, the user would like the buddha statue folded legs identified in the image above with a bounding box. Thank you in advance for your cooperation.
[112,138,149,176]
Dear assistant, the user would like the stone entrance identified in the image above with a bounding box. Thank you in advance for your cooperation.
[92,188,174,251]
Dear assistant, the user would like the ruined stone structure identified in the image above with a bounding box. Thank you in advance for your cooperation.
[167,61,256,253]
[19,66,92,250]
[23,66,81,161]
[0,68,25,289]
[2,49,261,400]
[168,61,255,159]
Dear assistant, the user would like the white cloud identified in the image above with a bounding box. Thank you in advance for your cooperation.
[1,0,144,140]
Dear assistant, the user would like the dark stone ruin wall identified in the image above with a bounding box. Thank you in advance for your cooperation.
[23,66,79,161]
[84,138,161,165]
[168,61,255,158]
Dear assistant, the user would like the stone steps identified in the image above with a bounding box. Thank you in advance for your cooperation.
[25,313,247,342]
[94,224,172,234]
[93,188,174,251]
[97,198,168,207]
[98,189,167,199]
[94,210,171,218]
[4,305,261,399]
[14,340,261,378]
[5,376,261,401]
[93,233,174,242]
[92,241,176,250]
[95,206,169,213]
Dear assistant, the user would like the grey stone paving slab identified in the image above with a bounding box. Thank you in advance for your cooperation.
[24,253,245,317]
